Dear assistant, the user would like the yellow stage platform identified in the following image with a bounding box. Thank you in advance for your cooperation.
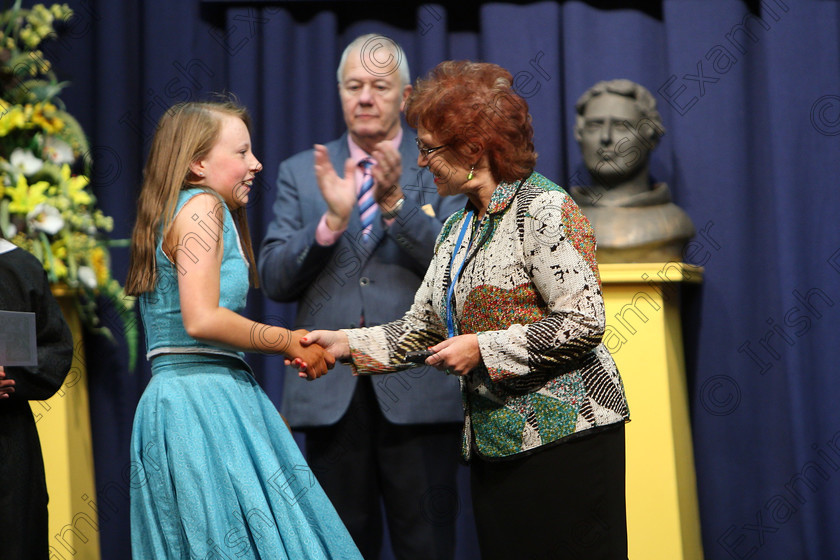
[33,288,101,560]
[601,262,704,560]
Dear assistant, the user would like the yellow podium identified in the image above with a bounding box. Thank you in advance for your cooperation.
[600,262,704,560]
[32,289,101,560]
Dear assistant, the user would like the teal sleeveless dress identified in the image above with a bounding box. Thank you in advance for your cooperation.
[130,189,361,559]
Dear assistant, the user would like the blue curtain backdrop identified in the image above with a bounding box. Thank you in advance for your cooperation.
[37,0,840,558]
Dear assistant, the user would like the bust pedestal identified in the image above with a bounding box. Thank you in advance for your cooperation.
[32,287,101,560]
[600,262,704,560]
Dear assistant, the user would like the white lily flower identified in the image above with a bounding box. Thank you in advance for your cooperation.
[77,266,98,289]
[26,203,65,235]
[43,136,75,165]
[9,148,44,176]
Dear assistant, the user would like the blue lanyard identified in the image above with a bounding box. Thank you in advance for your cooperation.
[446,210,475,338]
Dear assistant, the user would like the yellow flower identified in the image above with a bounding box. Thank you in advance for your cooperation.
[19,27,35,48]
[31,102,65,134]
[0,105,26,137]
[31,4,56,26]
[37,25,53,39]
[50,240,67,260]
[91,246,110,285]
[7,174,50,214]
[60,164,92,205]
[51,4,73,21]
[51,257,68,280]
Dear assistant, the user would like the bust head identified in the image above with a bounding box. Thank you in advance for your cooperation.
[574,79,665,193]
[569,80,695,263]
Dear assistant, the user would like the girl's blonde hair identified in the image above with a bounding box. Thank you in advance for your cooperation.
[126,101,258,295]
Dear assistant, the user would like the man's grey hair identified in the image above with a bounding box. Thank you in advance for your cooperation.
[574,79,665,139]
[337,34,411,87]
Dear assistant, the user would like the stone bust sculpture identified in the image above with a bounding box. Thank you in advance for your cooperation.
[567,79,695,263]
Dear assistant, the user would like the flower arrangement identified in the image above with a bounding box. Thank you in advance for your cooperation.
[0,1,136,367]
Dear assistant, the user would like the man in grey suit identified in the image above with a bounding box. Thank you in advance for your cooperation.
[259,35,464,559]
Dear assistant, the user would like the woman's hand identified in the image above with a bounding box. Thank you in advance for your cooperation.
[300,330,350,361]
[426,334,482,376]
[285,330,335,380]
[0,366,14,399]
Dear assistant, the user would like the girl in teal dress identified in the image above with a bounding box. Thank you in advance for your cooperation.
[125,101,361,559]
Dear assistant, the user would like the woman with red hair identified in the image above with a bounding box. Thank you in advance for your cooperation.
[302,61,630,559]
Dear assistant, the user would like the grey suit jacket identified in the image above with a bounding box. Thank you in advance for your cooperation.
[258,131,465,427]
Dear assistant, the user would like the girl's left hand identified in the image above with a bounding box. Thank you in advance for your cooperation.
[426,334,482,376]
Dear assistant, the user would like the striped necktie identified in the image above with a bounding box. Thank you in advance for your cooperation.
[358,158,377,241]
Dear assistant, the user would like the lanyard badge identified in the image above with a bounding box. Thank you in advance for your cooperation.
[446,211,476,338]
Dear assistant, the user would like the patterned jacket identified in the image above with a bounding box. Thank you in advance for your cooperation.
[344,172,630,461]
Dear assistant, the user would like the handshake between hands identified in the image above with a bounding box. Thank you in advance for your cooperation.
[286,330,350,381]
[287,330,483,381]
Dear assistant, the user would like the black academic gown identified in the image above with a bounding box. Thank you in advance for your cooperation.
[0,244,72,560]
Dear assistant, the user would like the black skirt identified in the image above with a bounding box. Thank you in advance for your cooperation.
[470,423,628,560]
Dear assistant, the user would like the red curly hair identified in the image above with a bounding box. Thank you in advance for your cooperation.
[405,60,537,183]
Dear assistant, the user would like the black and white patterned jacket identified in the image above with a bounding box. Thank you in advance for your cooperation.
[345,172,630,461]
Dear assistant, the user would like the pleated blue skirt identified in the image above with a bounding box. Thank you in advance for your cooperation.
[130,354,362,559]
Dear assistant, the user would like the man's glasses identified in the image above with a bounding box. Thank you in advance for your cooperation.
[415,137,447,158]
